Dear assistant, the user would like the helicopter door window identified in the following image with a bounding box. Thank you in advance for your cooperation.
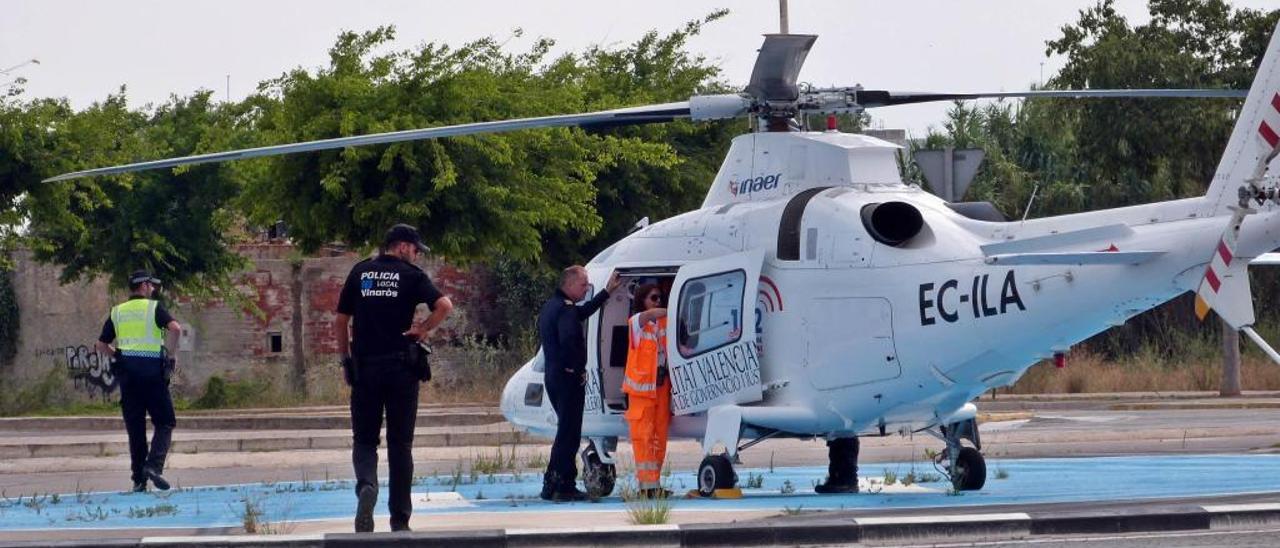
[676,270,745,358]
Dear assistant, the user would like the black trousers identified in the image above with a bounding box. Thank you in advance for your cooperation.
[350,357,420,529]
[543,373,585,490]
[119,370,175,484]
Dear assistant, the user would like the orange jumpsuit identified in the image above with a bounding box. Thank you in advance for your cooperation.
[623,314,671,490]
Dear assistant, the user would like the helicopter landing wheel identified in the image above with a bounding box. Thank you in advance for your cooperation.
[697,454,737,497]
[949,446,986,491]
[581,443,616,498]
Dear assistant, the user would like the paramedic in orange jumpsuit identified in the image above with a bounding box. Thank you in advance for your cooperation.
[623,283,672,498]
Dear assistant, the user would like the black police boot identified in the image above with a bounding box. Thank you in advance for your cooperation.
[553,486,588,502]
[539,472,561,501]
[354,483,377,533]
[814,437,859,494]
[143,466,170,491]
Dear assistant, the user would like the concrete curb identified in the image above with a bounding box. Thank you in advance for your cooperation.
[5,502,1280,547]
[0,410,503,432]
[0,430,529,459]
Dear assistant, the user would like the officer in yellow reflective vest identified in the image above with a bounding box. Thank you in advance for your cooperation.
[95,270,182,492]
[623,283,672,498]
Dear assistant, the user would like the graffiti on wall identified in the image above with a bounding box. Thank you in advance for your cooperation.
[33,345,118,395]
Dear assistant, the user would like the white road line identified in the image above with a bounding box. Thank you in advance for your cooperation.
[506,524,681,535]
[1201,502,1280,512]
[855,512,1031,525]
[141,534,324,544]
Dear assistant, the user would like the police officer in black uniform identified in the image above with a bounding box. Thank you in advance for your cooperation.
[335,224,453,533]
[95,270,182,492]
[538,265,621,501]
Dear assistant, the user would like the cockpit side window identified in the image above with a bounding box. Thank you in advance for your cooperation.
[676,271,745,358]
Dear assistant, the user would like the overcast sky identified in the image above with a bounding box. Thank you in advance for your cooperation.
[2,0,1275,137]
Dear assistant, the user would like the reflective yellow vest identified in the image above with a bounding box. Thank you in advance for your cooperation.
[111,299,165,359]
[623,315,667,397]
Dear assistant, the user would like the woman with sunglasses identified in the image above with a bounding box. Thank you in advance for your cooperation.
[622,283,673,498]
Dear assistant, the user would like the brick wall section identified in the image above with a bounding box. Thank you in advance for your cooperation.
[4,245,496,400]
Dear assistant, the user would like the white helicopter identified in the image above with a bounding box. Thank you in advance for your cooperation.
[48,21,1280,498]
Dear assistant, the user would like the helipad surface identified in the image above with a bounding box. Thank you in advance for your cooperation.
[3,454,1279,531]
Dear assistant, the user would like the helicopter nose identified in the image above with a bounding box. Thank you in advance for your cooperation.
[500,369,521,424]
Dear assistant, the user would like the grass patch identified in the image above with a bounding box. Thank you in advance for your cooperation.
[779,479,796,495]
[744,472,764,489]
[620,483,673,525]
[127,503,178,519]
[471,446,519,475]
[882,469,898,486]
[522,452,549,470]
[1007,347,1280,393]
[426,334,537,403]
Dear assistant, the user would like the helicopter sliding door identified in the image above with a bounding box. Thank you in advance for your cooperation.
[666,250,766,416]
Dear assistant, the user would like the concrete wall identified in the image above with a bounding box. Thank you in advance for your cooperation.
[2,245,494,403]
[7,249,119,398]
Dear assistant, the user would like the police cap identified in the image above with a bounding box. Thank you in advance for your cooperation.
[384,223,430,254]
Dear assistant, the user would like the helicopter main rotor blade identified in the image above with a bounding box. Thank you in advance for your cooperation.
[43,101,696,183]
[850,88,1249,108]
[745,34,818,103]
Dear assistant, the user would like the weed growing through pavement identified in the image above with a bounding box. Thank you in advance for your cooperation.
[22,493,48,514]
[65,505,110,523]
[781,505,805,515]
[901,471,916,486]
[882,469,898,486]
[995,467,1010,480]
[744,472,764,489]
[620,482,672,525]
[127,503,178,519]
[471,446,518,475]
[523,452,549,470]
[779,480,796,495]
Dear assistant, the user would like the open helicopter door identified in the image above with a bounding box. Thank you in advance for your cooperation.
[666,250,767,416]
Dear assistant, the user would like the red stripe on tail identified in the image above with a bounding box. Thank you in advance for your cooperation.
[1217,239,1234,266]
[1262,121,1280,148]
[1206,267,1222,293]
[1272,92,1280,114]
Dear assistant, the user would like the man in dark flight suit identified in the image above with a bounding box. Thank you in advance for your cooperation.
[538,265,620,501]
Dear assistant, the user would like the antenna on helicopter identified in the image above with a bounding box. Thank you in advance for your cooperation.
[628,216,650,235]
[779,0,789,34]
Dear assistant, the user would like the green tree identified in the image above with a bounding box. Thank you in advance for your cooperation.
[238,13,736,266]
[19,90,250,294]
[238,26,670,262]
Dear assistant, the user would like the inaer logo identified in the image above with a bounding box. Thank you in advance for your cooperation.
[360,271,400,297]
[729,173,782,196]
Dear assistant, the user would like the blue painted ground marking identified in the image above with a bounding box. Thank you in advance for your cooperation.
[3,454,1280,530]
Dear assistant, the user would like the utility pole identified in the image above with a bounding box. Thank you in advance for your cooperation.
[1221,320,1242,396]
[779,0,789,34]
[226,74,231,103]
